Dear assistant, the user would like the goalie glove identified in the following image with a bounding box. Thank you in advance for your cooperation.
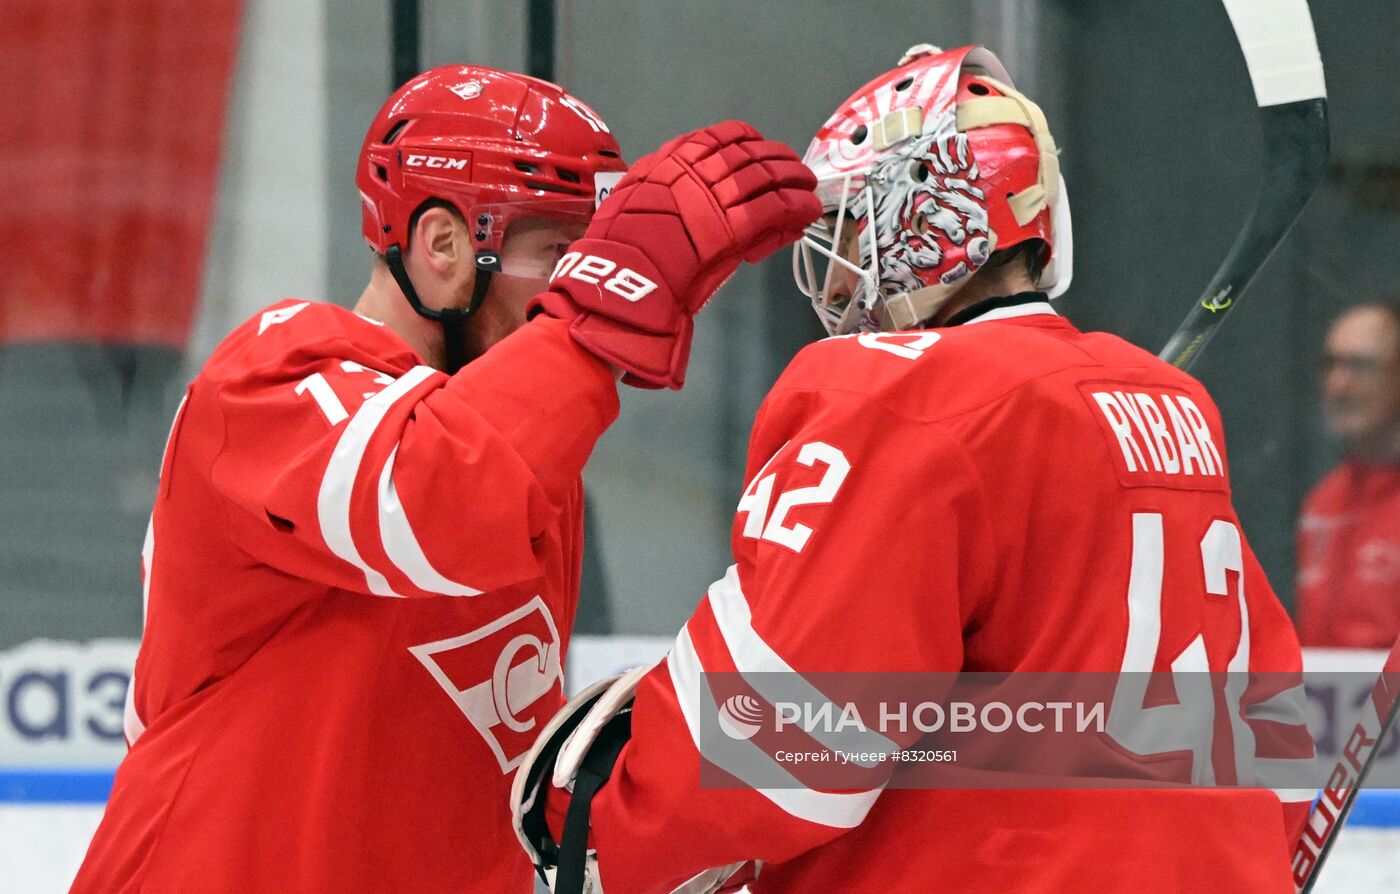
[511,668,759,894]
[530,120,821,390]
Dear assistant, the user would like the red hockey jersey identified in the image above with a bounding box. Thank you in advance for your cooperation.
[1296,461,1400,648]
[584,300,1314,893]
[73,301,618,893]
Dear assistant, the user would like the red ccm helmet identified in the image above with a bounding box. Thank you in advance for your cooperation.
[794,44,1072,335]
[357,65,627,368]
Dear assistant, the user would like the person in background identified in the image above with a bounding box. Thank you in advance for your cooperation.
[1297,301,1400,649]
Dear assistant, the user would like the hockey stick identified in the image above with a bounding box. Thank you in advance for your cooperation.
[390,0,420,90]
[1158,0,1329,370]
[527,0,558,82]
[1294,636,1400,892]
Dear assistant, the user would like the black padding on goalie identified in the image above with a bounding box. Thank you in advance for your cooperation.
[556,712,633,894]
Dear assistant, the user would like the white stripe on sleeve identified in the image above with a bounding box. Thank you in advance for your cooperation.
[706,566,899,764]
[1245,685,1309,725]
[667,620,881,830]
[1271,788,1320,805]
[377,445,483,596]
[318,364,438,597]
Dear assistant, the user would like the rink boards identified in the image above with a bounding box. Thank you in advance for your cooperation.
[3,639,1398,892]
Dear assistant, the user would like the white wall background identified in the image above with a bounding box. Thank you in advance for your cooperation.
[188,0,328,366]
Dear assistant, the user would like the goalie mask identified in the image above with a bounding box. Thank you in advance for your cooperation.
[794,44,1073,335]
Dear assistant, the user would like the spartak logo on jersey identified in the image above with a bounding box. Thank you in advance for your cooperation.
[408,596,564,773]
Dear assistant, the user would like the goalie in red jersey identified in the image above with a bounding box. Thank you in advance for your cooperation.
[514,45,1318,894]
[71,64,818,894]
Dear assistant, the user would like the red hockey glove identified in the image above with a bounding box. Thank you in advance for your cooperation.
[530,121,821,389]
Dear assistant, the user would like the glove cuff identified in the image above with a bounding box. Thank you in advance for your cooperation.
[527,287,582,323]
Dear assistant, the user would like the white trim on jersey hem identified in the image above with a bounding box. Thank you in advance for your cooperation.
[377,445,483,597]
[668,623,881,830]
[962,301,1057,325]
[705,566,899,764]
[318,364,438,598]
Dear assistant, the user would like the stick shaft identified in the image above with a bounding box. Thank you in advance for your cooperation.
[390,0,420,90]
[1295,638,1400,892]
[1158,99,1328,370]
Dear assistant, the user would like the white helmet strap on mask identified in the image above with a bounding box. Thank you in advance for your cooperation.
[1043,172,1073,299]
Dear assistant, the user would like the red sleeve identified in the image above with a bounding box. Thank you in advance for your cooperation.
[208,311,619,597]
[1293,480,1330,647]
[1239,541,1317,849]
[585,384,996,893]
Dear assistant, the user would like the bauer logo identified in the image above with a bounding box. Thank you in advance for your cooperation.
[407,596,564,773]
[550,251,659,302]
[718,694,765,740]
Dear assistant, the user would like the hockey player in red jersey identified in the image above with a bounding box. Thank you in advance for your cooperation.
[72,64,819,893]
[513,45,1317,894]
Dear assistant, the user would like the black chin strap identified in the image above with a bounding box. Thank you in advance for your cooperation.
[384,244,498,374]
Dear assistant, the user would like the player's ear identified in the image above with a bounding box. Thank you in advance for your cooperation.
[414,206,464,274]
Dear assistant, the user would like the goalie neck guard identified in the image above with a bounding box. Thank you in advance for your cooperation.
[356,65,626,371]
[794,44,1073,335]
